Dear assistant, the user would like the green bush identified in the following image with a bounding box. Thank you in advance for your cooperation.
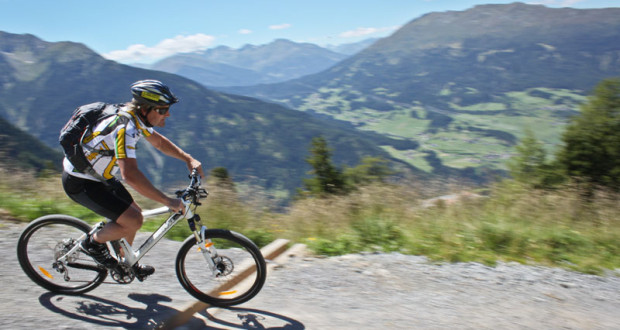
[478,222,517,253]
[1,169,618,275]
[244,228,276,248]
[306,235,360,256]
[351,216,406,252]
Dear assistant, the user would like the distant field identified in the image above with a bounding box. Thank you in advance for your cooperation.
[299,87,585,173]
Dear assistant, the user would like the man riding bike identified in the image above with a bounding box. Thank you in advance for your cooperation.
[61,79,204,280]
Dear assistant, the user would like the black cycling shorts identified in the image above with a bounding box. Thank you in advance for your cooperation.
[62,171,134,221]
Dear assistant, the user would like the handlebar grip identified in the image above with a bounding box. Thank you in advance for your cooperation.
[189,169,201,187]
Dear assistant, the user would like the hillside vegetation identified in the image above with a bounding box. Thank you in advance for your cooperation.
[221,3,620,177]
[0,31,416,196]
[0,115,61,172]
[4,78,617,276]
[3,3,619,195]
[1,166,618,276]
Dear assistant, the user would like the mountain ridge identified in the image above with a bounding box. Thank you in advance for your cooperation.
[0,31,419,196]
[0,114,62,172]
[217,3,620,173]
[148,38,350,87]
[3,2,619,194]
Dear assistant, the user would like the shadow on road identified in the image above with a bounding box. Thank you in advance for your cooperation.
[39,292,305,329]
[38,292,205,329]
[199,306,306,329]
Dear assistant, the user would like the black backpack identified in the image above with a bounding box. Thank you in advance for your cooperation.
[59,102,124,179]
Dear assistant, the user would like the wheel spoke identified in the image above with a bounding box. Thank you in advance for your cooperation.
[175,230,266,307]
[17,216,107,294]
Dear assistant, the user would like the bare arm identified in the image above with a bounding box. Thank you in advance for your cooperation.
[145,131,204,177]
[117,157,182,211]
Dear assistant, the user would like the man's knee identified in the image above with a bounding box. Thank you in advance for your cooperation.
[117,206,143,231]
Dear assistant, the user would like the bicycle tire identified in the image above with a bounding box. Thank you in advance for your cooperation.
[17,215,107,294]
[175,229,267,307]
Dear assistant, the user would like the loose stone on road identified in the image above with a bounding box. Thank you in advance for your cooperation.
[1,219,619,329]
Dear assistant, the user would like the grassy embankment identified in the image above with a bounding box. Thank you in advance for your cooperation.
[1,167,618,275]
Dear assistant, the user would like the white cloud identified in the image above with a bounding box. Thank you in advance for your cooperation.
[103,33,215,64]
[269,23,292,30]
[239,29,253,35]
[339,25,401,38]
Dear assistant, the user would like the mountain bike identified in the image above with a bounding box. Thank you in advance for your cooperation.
[16,170,267,307]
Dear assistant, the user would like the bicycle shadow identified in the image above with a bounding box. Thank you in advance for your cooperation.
[197,306,306,329]
[38,292,207,329]
[39,292,305,329]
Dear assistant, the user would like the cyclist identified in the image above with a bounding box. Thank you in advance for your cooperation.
[61,79,204,279]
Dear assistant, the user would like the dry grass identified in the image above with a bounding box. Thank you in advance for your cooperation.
[1,167,618,274]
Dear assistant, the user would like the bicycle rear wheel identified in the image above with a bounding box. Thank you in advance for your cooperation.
[175,229,267,307]
[17,215,107,294]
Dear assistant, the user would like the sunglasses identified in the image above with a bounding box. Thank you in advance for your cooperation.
[153,106,170,115]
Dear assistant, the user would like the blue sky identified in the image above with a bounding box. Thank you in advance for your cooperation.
[1,0,617,64]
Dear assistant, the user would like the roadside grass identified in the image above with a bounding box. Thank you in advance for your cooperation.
[272,181,620,275]
[0,168,99,222]
[2,168,618,275]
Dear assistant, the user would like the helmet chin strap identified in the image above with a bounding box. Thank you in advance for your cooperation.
[138,107,154,127]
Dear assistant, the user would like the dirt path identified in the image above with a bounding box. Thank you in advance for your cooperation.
[1,219,619,329]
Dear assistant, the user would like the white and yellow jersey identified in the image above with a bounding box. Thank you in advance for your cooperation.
[63,107,154,181]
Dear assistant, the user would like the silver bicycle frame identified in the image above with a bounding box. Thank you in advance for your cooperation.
[113,201,220,275]
[55,185,221,276]
[116,202,193,267]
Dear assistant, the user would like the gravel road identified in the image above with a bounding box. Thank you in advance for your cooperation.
[1,218,619,329]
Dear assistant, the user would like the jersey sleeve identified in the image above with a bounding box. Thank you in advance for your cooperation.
[114,114,154,159]
[114,125,151,159]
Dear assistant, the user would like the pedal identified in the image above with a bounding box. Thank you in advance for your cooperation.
[132,264,155,282]
[110,266,135,284]
[134,273,149,282]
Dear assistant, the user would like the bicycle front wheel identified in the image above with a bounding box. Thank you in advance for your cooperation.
[17,215,107,294]
[175,229,267,307]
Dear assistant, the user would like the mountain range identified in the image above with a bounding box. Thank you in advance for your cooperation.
[0,115,62,172]
[1,2,619,199]
[217,3,620,173]
[144,38,375,87]
[0,31,415,197]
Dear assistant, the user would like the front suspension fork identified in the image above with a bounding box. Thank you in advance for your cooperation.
[187,215,222,276]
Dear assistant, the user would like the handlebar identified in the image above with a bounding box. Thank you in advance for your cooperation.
[175,169,209,204]
[189,168,200,189]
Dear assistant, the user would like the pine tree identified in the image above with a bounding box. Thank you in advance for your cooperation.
[507,128,548,184]
[210,166,235,189]
[303,136,346,196]
[556,78,620,191]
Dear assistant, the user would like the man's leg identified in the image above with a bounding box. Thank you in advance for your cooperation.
[91,201,155,279]
[93,202,143,246]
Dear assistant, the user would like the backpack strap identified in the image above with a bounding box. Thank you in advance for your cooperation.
[73,105,131,184]
[80,106,132,157]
